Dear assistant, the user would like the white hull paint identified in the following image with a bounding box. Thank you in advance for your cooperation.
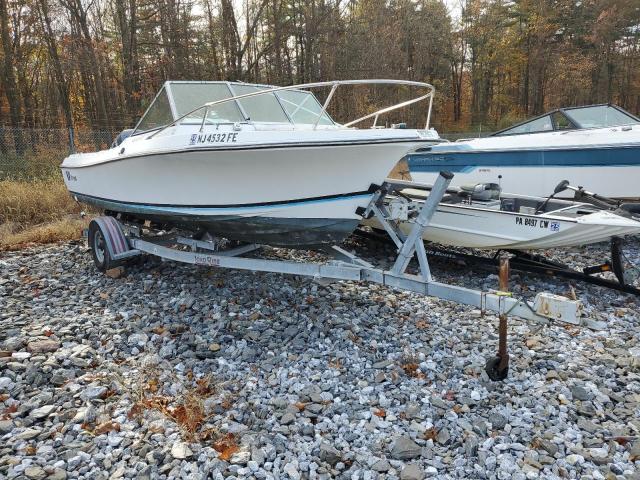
[408,123,640,198]
[63,136,428,219]
[411,165,640,199]
[365,204,640,250]
[62,126,438,246]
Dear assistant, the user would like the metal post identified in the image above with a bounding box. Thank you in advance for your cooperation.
[485,255,511,381]
[390,171,453,276]
[425,92,434,130]
[498,256,510,367]
[314,83,338,130]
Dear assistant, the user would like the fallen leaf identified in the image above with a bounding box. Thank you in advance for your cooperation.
[213,433,239,461]
[148,378,160,393]
[424,427,438,441]
[93,421,121,435]
[415,320,429,330]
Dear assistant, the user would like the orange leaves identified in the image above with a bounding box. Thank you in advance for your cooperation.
[93,421,121,435]
[129,374,217,442]
[172,402,205,434]
[147,378,160,394]
[415,320,429,330]
[195,376,214,396]
[373,409,386,418]
[152,325,166,335]
[400,362,424,379]
[1,403,18,419]
[328,358,343,370]
[213,433,239,461]
[424,427,438,441]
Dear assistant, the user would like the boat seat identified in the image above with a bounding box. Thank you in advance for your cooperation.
[459,183,501,201]
[501,197,543,213]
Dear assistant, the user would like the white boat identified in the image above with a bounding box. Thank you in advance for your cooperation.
[61,80,441,247]
[407,104,640,198]
[363,180,640,250]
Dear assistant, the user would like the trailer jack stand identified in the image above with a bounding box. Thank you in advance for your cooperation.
[485,256,511,381]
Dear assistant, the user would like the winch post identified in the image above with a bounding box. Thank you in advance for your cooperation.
[485,255,511,381]
[390,171,453,276]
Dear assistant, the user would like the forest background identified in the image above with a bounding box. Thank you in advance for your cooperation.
[0,0,639,245]
[0,0,639,148]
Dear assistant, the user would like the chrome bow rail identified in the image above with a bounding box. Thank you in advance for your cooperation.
[147,79,436,139]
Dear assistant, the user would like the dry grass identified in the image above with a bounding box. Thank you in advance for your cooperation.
[0,217,90,250]
[0,176,90,250]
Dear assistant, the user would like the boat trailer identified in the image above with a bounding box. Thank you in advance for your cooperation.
[87,172,589,381]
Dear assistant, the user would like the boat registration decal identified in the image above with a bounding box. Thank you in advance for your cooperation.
[515,217,560,231]
[189,132,238,145]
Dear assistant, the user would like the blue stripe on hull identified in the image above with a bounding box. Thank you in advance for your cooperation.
[407,145,640,173]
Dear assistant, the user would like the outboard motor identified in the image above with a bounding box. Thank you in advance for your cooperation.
[459,183,501,201]
[111,128,134,148]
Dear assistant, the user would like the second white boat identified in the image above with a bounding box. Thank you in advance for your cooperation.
[364,181,640,250]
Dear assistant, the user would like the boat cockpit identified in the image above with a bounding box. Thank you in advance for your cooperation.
[492,104,640,137]
[401,182,600,219]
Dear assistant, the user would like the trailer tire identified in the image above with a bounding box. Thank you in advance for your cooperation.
[88,220,115,272]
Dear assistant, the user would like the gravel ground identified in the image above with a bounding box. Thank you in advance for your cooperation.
[1,237,639,480]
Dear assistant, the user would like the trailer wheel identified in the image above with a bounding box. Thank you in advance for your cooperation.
[88,220,114,272]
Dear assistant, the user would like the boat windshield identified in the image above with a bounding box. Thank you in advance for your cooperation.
[230,84,289,123]
[133,81,335,134]
[493,104,639,137]
[276,90,334,125]
[564,105,640,128]
[496,115,554,136]
[171,83,244,124]
[135,87,174,133]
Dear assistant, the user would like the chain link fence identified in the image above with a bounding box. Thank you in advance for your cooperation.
[0,127,121,179]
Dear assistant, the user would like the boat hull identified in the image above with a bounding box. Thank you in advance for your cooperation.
[408,126,640,198]
[72,192,364,246]
[364,205,640,250]
[63,140,428,247]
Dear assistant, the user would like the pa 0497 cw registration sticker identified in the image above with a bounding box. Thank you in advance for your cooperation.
[515,216,561,231]
[189,132,238,145]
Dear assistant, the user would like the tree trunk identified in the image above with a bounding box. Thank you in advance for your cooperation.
[37,0,74,136]
[0,0,25,156]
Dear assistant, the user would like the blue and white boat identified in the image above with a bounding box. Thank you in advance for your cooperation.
[407,104,640,198]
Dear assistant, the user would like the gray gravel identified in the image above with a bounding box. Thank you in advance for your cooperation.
[1,238,639,479]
